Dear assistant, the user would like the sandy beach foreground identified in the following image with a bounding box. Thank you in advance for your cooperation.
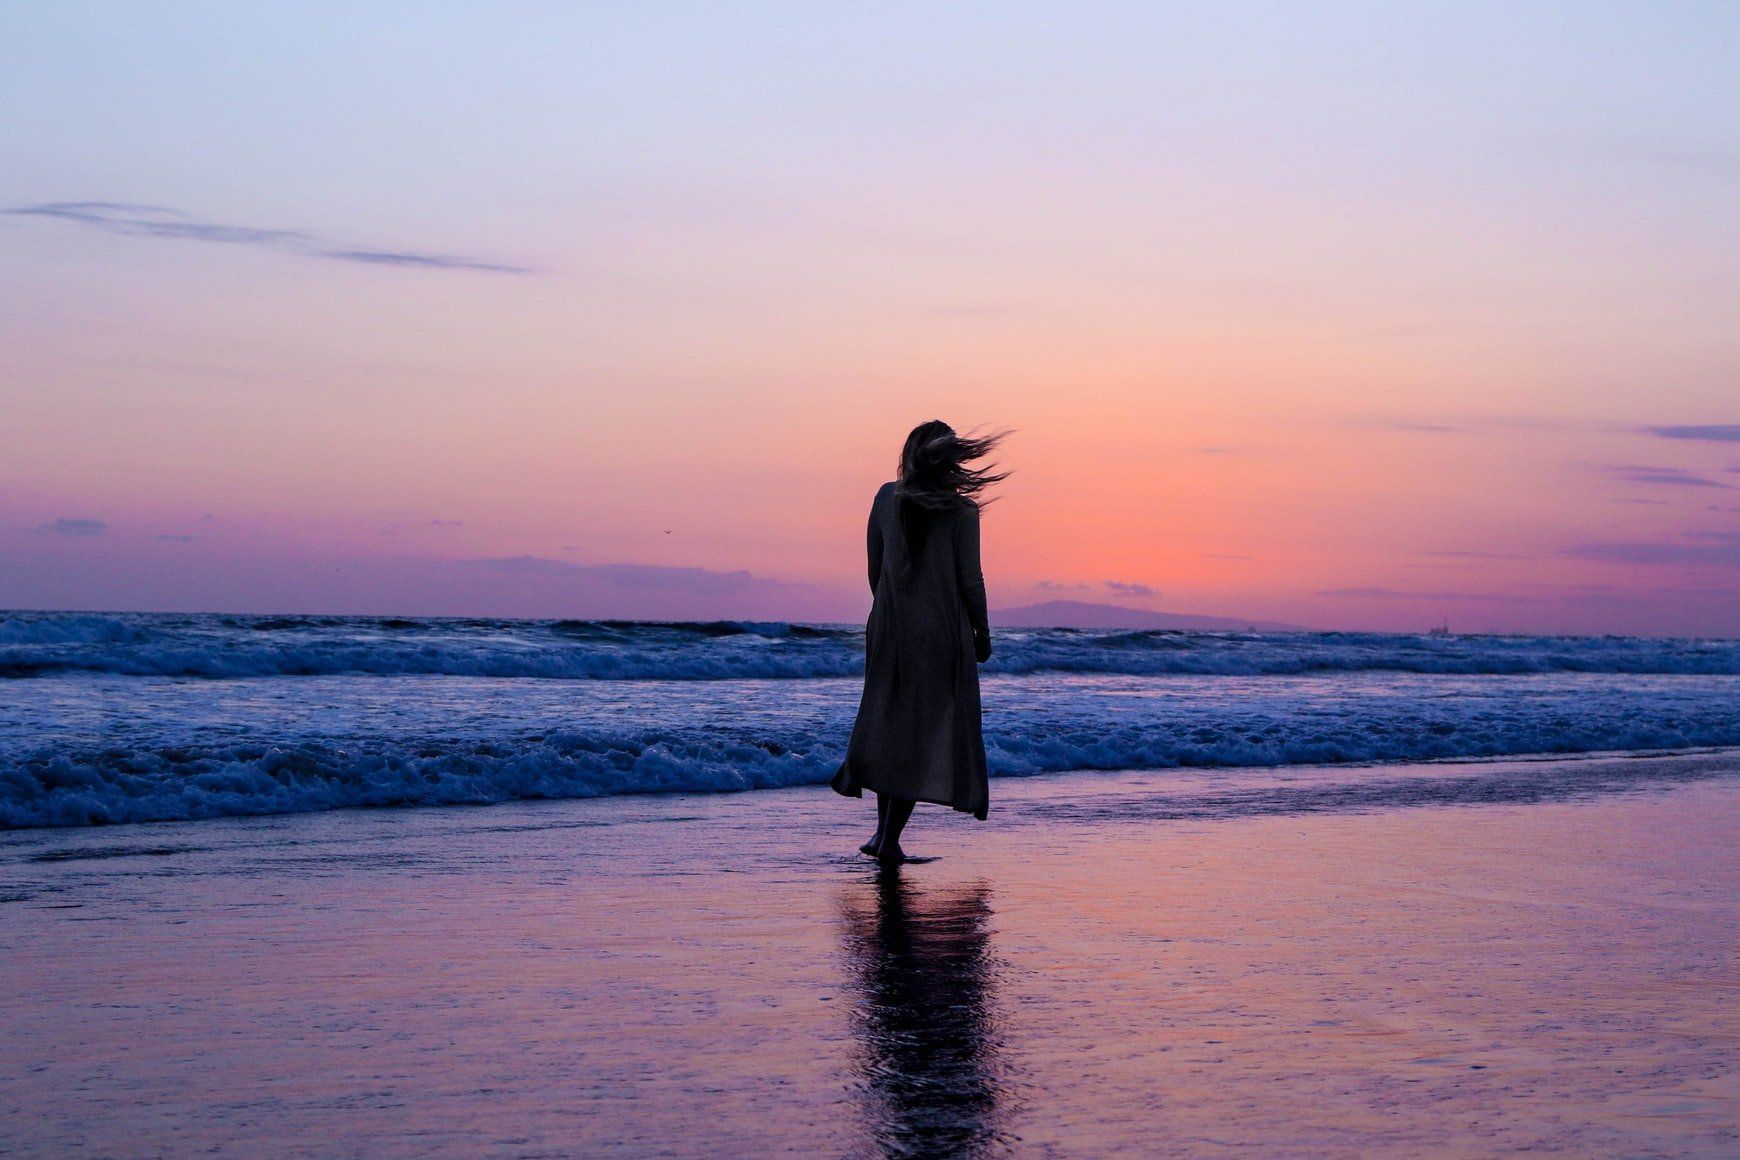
[3,752,1737,1157]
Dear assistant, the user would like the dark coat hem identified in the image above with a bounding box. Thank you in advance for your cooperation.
[830,763,988,821]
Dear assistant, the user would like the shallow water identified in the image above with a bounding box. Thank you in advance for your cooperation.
[2,752,1736,1156]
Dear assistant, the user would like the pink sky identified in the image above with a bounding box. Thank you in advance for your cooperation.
[2,6,1735,634]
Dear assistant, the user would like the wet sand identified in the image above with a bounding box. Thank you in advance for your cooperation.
[2,752,1737,1157]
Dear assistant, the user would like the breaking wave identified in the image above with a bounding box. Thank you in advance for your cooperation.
[6,684,1737,828]
[3,611,1737,680]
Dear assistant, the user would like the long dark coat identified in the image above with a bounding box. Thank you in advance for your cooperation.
[831,482,991,819]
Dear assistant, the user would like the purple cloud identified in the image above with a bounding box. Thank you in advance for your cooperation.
[1645,425,1740,442]
[460,557,794,595]
[1605,465,1730,489]
[463,555,585,577]
[5,202,531,274]
[1104,580,1157,598]
[586,564,770,596]
[36,517,106,536]
[1564,532,1740,568]
[1034,579,1091,592]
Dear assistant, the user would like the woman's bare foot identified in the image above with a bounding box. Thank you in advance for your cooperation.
[860,832,883,857]
[873,839,907,865]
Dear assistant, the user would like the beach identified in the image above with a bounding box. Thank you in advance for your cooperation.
[8,3,1739,1154]
[4,750,1736,1157]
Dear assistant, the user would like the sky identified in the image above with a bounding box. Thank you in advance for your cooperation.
[2,2,1736,634]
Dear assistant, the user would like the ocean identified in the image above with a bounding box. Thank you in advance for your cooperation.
[2,610,1737,829]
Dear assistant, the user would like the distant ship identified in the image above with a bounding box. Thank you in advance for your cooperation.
[1427,620,1453,637]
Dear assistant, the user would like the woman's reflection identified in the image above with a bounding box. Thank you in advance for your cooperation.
[838,870,1003,1157]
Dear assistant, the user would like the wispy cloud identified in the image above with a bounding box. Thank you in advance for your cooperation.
[1605,465,1731,489]
[1530,135,1740,217]
[1520,579,1740,609]
[1421,550,1529,560]
[585,563,775,596]
[5,202,531,274]
[1034,579,1090,592]
[1104,580,1157,598]
[1315,586,1529,602]
[462,555,587,578]
[1639,146,1740,178]
[36,517,106,536]
[459,557,795,595]
[1564,532,1740,569]
[1581,136,1740,179]
[1644,424,1740,443]
[1360,414,1606,436]
[917,303,1029,318]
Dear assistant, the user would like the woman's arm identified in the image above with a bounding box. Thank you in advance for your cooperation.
[867,491,884,595]
[956,504,992,661]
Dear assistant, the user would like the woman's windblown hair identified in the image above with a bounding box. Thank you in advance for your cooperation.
[895,420,1011,511]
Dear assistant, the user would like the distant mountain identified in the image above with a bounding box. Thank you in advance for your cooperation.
[991,600,1308,632]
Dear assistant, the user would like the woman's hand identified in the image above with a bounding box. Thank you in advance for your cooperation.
[974,631,993,663]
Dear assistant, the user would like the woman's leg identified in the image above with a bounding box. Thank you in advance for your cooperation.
[876,795,916,860]
[860,793,890,856]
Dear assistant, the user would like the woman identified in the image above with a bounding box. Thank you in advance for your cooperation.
[831,420,1008,863]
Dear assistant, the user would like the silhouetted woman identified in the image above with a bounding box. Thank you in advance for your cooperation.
[831,420,1008,862]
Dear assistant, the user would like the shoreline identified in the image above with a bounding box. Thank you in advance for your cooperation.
[3,750,1737,1155]
[5,742,1739,835]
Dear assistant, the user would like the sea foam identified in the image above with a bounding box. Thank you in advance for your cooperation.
[4,669,1736,828]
